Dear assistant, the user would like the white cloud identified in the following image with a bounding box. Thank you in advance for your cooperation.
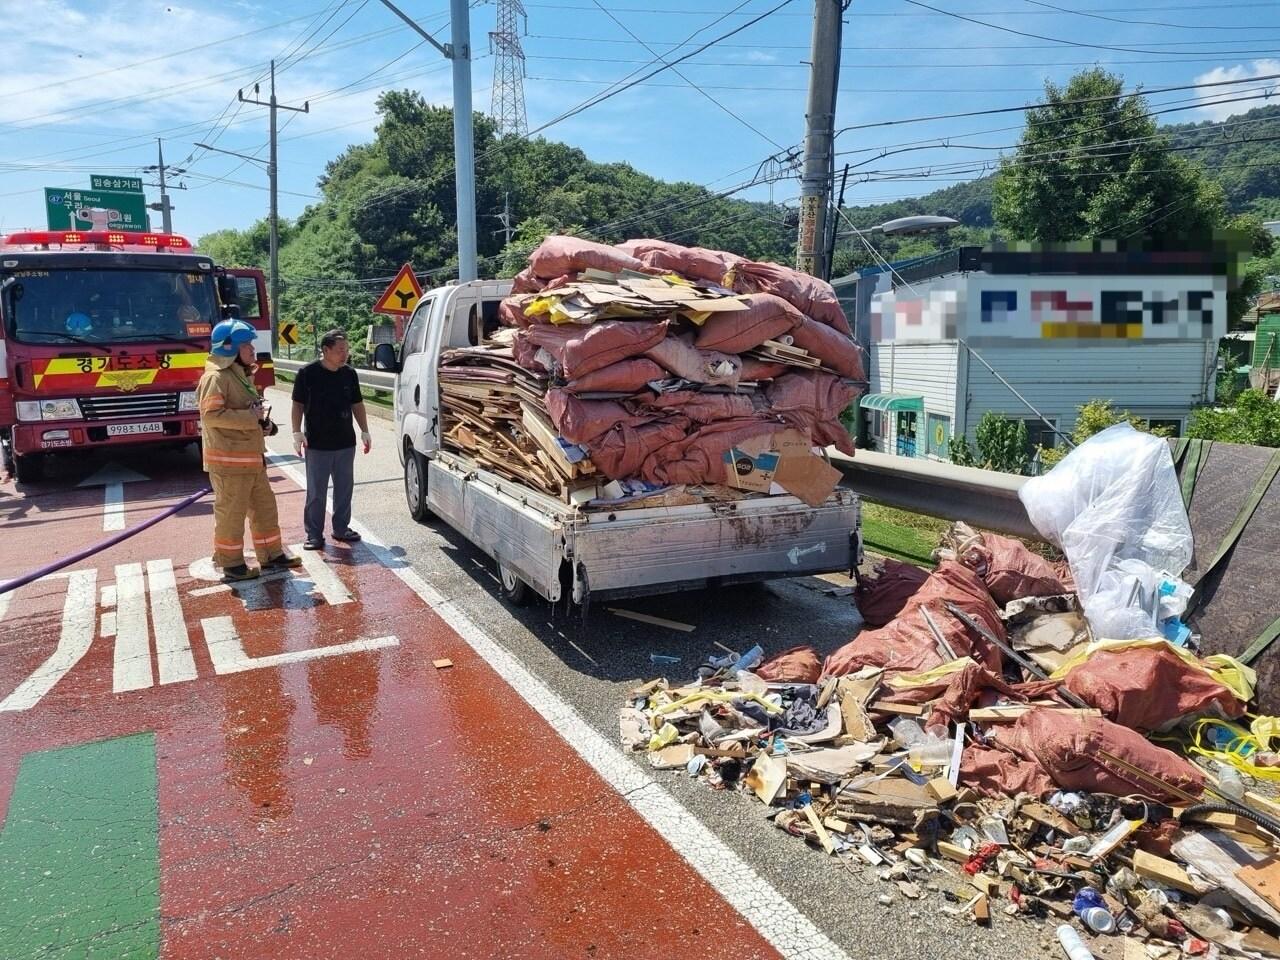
[1192,59,1280,122]
[744,50,777,63]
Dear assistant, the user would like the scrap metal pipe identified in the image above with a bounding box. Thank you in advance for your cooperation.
[831,449,1040,541]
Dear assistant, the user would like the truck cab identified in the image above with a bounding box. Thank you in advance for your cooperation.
[0,230,271,482]
[374,280,861,607]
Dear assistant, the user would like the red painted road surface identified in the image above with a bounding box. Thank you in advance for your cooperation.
[0,461,781,959]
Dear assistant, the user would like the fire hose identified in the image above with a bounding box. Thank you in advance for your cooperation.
[0,486,210,597]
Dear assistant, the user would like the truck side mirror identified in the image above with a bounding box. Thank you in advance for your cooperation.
[372,342,399,373]
[216,275,241,319]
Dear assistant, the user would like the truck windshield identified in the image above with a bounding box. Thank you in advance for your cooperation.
[4,268,219,345]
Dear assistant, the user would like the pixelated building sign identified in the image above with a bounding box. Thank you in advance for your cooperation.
[44,187,149,232]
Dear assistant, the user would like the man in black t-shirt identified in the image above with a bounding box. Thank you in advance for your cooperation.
[290,329,371,550]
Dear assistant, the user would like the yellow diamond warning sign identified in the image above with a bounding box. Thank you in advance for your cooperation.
[373,263,423,318]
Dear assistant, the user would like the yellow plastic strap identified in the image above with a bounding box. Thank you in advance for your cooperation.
[1187,717,1280,782]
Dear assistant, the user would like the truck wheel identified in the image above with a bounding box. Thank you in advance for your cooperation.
[498,562,530,606]
[404,447,430,522]
[14,453,44,484]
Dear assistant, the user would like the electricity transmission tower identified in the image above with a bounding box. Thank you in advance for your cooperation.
[489,0,528,136]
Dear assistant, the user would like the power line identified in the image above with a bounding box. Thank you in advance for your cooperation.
[588,0,785,149]
[897,0,1255,54]
[833,71,1280,137]
[1019,0,1256,30]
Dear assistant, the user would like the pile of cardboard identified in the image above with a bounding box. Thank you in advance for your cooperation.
[432,238,864,511]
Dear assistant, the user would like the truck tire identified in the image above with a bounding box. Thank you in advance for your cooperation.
[404,446,430,522]
[498,562,530,606]
[14,453,44,484]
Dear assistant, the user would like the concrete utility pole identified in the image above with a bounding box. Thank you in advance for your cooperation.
[796,0,844,281]
[377,0,478,282]
[143,138,186,233]
[238,60,309,344]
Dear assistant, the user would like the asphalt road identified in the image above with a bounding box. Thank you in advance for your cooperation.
[260,387,1048,960]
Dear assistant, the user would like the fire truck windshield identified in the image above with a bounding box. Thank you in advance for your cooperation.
[4,268,218,345]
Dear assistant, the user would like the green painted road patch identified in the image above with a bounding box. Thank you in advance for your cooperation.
[0,733,159,958]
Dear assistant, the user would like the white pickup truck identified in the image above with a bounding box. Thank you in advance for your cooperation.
[372,279,861,606]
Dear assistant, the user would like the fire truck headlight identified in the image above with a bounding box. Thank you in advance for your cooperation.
[15,401,41,421]
[178,390,199,412]
[40,398,81,421]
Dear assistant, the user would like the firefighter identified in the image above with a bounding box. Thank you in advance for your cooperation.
[197,318,302,581]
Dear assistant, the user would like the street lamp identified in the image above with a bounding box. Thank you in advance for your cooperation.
[840,214,961,238]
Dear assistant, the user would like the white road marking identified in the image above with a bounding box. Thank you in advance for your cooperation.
[102,482,125,531]
[112,563,154,693]
[0,587,11,624]
[200,616,397,674]
[100,612,117,638]
[77,461,148,532]
[147,559,197,685]
[0,570,98,712]
[263,451,850,960]
[292,543,354,606]
[189,584,231,597]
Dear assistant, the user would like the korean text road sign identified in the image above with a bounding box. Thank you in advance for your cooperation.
[45,188,149,232]
[90,175,144,193]
[372,263,423,317]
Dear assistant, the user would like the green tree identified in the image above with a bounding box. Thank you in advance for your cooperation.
[1038,400,1170,469]
[993,69,1226,246]
[1188,389,1280,447]
[950,412,1029,474]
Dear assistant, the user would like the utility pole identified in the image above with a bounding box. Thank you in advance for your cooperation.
[238,60,309,345]
[496,192,514,246]
[377,0,477,281]
[796,0,844,281]
[142,138,186,233]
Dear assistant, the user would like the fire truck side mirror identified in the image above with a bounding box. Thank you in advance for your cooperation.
[216,275,242,319]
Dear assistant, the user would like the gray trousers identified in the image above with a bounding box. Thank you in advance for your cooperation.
[304,445,356,540]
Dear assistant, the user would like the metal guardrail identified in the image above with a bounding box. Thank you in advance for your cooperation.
[295,358,1039,540]
[832,450,1037,540]
[274,358,397,392]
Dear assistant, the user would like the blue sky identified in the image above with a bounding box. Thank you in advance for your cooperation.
[2,0,1278,245]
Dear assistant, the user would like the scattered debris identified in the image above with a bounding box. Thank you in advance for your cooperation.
[432,658,454,669]
[618,428,1280,956]
[610,608,696,632]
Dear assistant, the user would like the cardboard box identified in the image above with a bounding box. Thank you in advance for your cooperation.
[723,445,780,492]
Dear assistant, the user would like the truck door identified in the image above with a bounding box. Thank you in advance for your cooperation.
[396,297,433,454]
[226,269,274,389]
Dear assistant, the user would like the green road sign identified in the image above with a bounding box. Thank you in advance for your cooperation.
[45,187,149,232]
[90,174,143,193]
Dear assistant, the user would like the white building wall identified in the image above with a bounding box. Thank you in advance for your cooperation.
[869,341,962,457]
[960,340,1217,438]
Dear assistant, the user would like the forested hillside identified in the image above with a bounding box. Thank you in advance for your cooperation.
[199,87,1280,353]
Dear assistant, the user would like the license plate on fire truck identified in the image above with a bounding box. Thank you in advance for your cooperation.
[106,421,164,437]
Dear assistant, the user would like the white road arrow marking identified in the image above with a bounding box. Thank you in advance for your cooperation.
[200,616,397,673]
[78,462,149,532]
[0,570,98,712]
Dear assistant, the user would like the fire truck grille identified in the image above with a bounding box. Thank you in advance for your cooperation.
[78,393,179,420]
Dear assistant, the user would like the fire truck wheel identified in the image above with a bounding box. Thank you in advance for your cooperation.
[14,453,44,484]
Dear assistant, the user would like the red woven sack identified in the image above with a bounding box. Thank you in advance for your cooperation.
[528,235,650,279]
[693,293,803,354]
[756,645,823,684]
[787,316,866,380]
[564,358,664,395]
[560,320,669,380]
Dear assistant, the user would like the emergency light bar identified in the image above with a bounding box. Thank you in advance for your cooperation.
[1,230,192,250]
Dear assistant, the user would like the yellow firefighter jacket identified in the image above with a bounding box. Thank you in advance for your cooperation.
[197,354,266,475]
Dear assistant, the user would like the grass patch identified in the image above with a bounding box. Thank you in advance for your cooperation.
[861,502,946,567]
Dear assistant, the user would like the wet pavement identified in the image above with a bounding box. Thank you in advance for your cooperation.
[0,389,1044,960]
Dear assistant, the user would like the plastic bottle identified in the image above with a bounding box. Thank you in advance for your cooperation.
[1079,907,1116,934]
[731,644,764,672]
[1211,761,1247,802]
[890,718,926,750]
[1057,924,1096,960]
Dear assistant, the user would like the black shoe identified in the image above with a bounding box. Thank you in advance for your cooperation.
[332,529,362,543]
[263,553,303,571]
[303,537,325,550]
[222,564,260,582]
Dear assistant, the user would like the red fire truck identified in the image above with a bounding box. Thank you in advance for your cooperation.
[0,230,273,482]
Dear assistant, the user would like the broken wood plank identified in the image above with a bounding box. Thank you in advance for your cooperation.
[1132,849,1201,895]
[433,658,454,669]
[868,700,925,717]
[1239,857,1280,914]
[803,803,836,855]
[606,607,696,632]
[927,777,959,804]
[968,705,1101,723]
